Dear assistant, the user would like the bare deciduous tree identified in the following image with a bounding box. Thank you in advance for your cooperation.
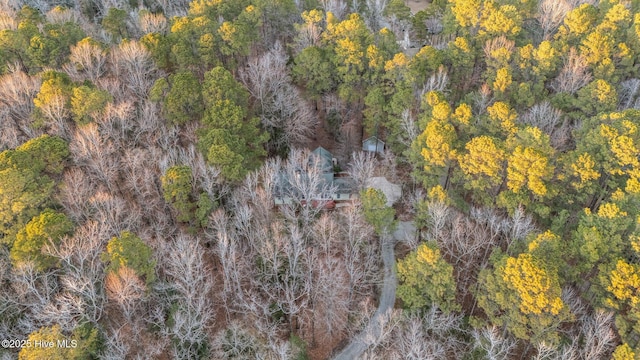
[347,151,377,191]
[121,148,165,218]
[471,83,493,115]
[360,308,402,357]
[469,206,535,244]
[520,101,573,150]
[366,308,465,359]
[8,263,59,333]
[364,0,389,32]
[207,210,244,320]
[425,33,455,51]
[508,205,537,242]
[101,326,131,360]
[483,36,515,67]
[321,0,347,19]
[538,0,571,40]
[431,208,514,305]
[421,66,449,94]
[0,0,19,13]
[533,342,566,360]
[38,95,70,138]
[309,256,350,341]
[106,267,145,321]
[133,99,167,144]
[552,48,592,94]
[161,235,214,359]
[109,40,157,100]
[472,326,517,360]
[53,222,107,324]
[395,314,446,360]
[618,78,640,110]
[57,168,97,223]
[0,12,17,30]
[138,11,167,35]
[45,5,81,24]
[241,43,317,150]
[341,204,379,303]
[425,200,450,242]
[70,123,120,191]
[66,38,107,83]
[159,144,221,202]
[561,288,617,360]
[580,310,616,360]
[88,191,142,238]
[425,15,444,35]
[212,322,262,359]
[0,109,23,149]
[0,66,41,125]
[99,100,135,148]
[292,11,322,52]
[307,215,351,340]
[400,109,419,146]
[251,222,311,333]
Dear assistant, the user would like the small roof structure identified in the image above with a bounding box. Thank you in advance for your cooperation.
[363,136,385,154]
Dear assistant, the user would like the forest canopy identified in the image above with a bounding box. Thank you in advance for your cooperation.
[0,0,640,359]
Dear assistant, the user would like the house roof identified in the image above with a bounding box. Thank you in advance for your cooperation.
[362,136,385,153]
[273,148,356,203]
[311,146,333,172]
[312,146,333,161]
[362,136,385,145]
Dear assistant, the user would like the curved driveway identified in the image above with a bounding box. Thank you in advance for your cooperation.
[333,222,416,360]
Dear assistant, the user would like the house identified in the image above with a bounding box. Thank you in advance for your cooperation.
[311,146,335,184]
[274,147,356,207]
[362,136,385,154]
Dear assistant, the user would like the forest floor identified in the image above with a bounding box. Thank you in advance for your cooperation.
[307,104,340,155]
[306,99,364,166]
[407,0,430,14]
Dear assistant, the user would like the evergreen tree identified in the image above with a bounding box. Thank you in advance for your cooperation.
[10,209,73,271]
[397,242,459,313]
[102,231,156,287]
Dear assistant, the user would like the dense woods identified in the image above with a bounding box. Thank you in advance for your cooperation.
[1,0,640,359]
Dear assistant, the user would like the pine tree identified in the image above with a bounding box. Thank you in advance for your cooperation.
[360,188,396,235]
[10,209,73,271]
[102,231,156,287]
[477,250,571,344]
[397,242,459,312]
[458,135,505,196]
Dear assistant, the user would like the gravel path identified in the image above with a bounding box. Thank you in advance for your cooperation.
[333,221,416,360]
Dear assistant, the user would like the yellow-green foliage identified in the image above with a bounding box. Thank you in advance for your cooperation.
[459,135,505,192]
[10,209,73,271]
[0,135,69,243]
[360,188,396,235]
[19,324,101,360]
[612,344,637,360]
[70,85,112,125]
[478,251,571,343]
[397,242,459,313]
[162,165,195,223]
[102,231,156,287]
